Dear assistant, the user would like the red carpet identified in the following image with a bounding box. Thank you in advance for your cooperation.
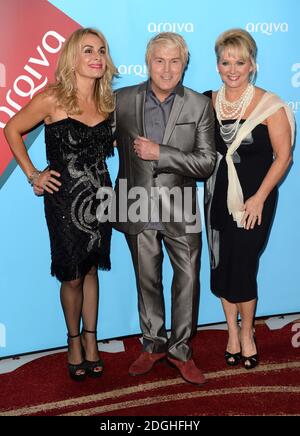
[0,322,299,416]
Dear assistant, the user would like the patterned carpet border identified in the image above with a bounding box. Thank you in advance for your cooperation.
[1,360,299,416]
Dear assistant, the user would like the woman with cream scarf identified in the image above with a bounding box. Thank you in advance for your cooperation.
[204,28,295,370]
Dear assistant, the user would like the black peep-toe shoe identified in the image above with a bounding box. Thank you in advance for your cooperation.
[81,329,104,378]
[242,354,259,370]
[67,333,86,381]
[242,336,259,370]
[225,350,242,366]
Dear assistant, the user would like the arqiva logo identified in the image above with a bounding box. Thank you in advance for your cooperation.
[0,0,80,189]
[0,63,6,88]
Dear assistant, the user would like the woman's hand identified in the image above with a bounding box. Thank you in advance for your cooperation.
[33,185,44,196]
[241,195,264,230]
[34,169,61,194]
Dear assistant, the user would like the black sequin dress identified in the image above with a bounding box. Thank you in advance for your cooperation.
[204,91,278,303]
[44,117,114,282]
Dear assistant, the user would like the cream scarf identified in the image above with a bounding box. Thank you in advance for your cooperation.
[225,92,295,227]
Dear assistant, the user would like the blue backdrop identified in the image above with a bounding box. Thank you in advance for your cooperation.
[0,0,299,357]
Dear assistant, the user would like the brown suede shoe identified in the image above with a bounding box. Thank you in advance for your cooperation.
[129,352,166,376]
[168,357,206,385]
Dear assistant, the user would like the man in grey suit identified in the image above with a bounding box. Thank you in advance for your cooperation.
[113,32,216,385]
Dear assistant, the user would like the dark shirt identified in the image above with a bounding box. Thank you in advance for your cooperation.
[144,82,176,144]
[144,81,176,230]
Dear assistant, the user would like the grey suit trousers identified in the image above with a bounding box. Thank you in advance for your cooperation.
[126,229,202,361]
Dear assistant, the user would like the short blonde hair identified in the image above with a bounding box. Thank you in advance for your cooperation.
[145,32,189,68]
[48,28,118,115]
[215,28,257,81]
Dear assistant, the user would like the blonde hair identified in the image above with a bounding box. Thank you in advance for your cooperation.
[48,28,118,116]
[215,28,257,82]
[145,32,189,68]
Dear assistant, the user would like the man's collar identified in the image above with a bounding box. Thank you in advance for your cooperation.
[145,79,184,100]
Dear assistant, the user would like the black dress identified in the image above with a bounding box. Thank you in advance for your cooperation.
[44,117,114,282]
[204,91,277,303]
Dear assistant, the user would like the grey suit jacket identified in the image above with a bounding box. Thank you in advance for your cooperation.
[112,81,216,236]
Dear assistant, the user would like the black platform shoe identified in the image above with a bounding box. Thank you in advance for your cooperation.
[81,329,104,378]
[67,333,86,381]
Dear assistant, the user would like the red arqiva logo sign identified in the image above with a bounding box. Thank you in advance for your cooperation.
[0,0,81,188]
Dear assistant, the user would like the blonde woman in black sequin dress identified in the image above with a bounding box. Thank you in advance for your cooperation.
[4,28,118,381]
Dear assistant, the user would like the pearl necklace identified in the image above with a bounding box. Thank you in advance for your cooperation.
[216,83,254,142]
